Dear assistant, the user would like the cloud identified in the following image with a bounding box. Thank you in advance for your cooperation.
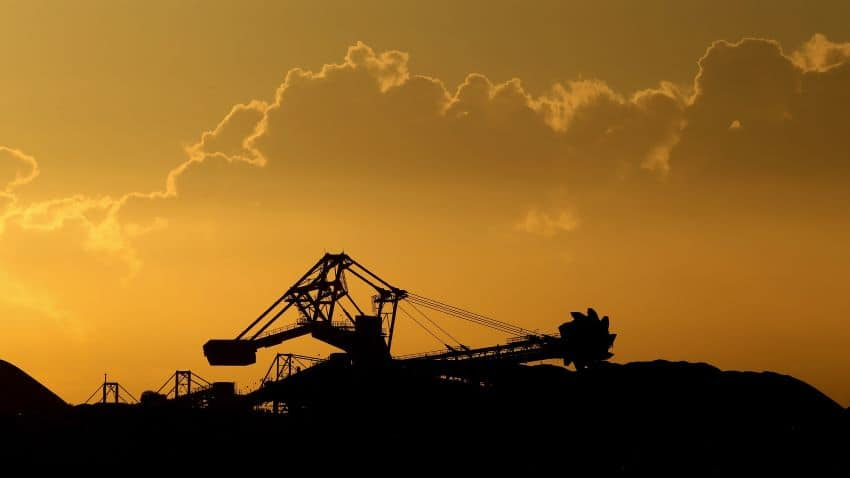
[515,208,579,237]
[0,146,40,199]
[2,33,849,282]
[791,34,850,72]
[0,186,151,275]
[675,36,850,187]
[184,42,688,237]
[0,103,266,276]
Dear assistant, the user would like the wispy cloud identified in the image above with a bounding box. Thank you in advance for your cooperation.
[515,208,579,237]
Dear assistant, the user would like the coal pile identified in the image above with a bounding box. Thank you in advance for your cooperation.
[0,360,67,416]
[0,359,847,475]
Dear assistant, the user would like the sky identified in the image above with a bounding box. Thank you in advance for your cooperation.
[1,0,850,405]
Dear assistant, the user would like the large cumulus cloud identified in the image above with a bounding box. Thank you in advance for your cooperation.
[188,42,686,235]
[677,37,850,188]
[0,35,848,275]
[3,35,849,274]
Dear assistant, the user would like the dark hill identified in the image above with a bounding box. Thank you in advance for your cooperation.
[509,359,842,425]
[1,359,846,474]
[0,360,67,415]
[475,360,846,474]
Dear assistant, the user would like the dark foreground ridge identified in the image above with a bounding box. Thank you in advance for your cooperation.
[1,358,847,474]
[0,360,67,415]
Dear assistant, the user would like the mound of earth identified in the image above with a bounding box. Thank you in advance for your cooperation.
[482,360,846,474]
[2,359,847,474]
[0,360,67,415]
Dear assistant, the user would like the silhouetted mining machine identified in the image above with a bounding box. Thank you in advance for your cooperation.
[139,370,236,408]
[204,253,616,381]
[204,253,406,366]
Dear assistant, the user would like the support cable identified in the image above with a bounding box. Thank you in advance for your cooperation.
[118,384,138,403]
[406,300,465,348]
[398,304,450,348]
[83,386,102,404]
[406,296,516,333]
[406,294,533,335]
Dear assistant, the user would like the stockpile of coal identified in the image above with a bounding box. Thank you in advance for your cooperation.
[1,360,847,474]
[0,360,67,415]
[481,361,847,474]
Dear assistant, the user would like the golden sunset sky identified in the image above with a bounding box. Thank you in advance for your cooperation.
[2,1,850,404]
